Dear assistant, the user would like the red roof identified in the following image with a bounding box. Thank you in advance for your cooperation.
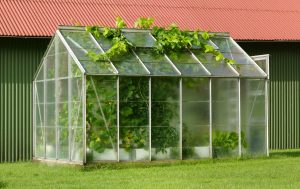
[1,0,300,40]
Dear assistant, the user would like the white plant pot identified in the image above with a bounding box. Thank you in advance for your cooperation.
[151,148,171,160]
[93,149,117,161]
[134,149,149,160]
[119,148,130,161]
[194,146,210,158]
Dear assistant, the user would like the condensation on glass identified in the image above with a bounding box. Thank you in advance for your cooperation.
[33,27,268,164]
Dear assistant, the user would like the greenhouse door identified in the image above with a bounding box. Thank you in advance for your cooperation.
[251,54,269,156]
[251,55,269,79]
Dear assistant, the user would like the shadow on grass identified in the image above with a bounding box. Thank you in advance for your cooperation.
[0,180,8,189]
[80,158,243,172]
[78,149,300,172]
[270,149,300,158]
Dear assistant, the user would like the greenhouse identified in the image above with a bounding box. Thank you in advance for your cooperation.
[33,26,268,164]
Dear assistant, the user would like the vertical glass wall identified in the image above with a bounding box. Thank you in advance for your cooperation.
[34,28,268,164]
[212,79,239,158]
[241,79,266,156]
[34,36,84,163]
[182,78,210,159]
[151,78,180,160]
[86,76,118,161]
[119,77,150,161]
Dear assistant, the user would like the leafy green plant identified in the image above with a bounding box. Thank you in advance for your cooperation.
[85,16,235,65]
[134,17,154,29]
[212,131,247,157]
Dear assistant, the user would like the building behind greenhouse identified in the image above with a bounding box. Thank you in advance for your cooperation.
[33,27,268,164]
[1,0,300,163]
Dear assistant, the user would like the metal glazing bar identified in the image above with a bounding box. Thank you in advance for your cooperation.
[68,54,72,162]
[88,33,119,74]
[43,53,47,159]
[179,78,183,160]
[55,37,59,160]
[188,49,212,76]
[229,38,267,77]
[238,79,242,157]
[131,49,151,74]
[148,33,181,75]
[83,75,87,164]
[117,77,120,162]
[56,30,86,74]
[32,81,36,157]
[265,79,269,156]
[149,77,151,161]
[209,78,213,157]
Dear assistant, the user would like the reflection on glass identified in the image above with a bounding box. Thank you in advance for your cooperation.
[119,77,150,161]
[212,78,239,158]
[151,78,180,160]
[182,78,210,159]
[241,79,266,156]
[167,51,209,76]
[86,76,118,161]
[134,49,179,76]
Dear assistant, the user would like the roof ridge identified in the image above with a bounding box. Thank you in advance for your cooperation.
[3,0,300,13]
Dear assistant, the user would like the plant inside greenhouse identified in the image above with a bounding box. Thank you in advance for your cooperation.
[33,17,268,164]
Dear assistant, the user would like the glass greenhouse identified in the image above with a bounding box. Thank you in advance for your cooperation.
[33,26,268,164]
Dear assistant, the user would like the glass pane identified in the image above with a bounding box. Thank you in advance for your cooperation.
[212,79,239,158]
[255,59,267,74]
[36,63,44,81]
[167,51,209,76]
[134,49,179,76]
[122,31,155,47]
[70,60,83,77]
[45,103,55,127]
[111,52,149,75]
[210,37,241,54]
[35,82,44,103]
[151,78,180,160]
[60,30,99,50]
[192,51,238,77]
[231,64,266,77]
[61,30,116,75]
[70,127,83,161]
[182,78,210,159]
[57,52,69,78]
[119,77,149,161]
[45,127,56,159]
[35,103,44,127]
[35,127,45,157]
[58,127,69,160]
[94,35,114,50]
[45,55,55,79]
[241,79,266,156]
[86,76,118,161]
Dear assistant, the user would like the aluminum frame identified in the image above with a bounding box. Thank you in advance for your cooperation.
[33,27,270,164]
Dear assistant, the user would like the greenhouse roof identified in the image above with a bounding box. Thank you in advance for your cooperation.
[38,26,267,78]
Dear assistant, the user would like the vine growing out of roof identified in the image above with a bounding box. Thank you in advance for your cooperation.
[85,16,235,64]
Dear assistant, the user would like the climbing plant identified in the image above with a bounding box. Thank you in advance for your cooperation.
[85,16,235,64]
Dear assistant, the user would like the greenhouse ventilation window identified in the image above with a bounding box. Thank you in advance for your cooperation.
[33,26,268,164]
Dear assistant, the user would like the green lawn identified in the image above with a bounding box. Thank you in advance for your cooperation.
[1,150,300,189]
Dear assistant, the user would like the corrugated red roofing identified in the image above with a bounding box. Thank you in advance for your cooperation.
[1,0,300,40]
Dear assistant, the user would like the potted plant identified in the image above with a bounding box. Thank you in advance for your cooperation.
[212,130,247,158]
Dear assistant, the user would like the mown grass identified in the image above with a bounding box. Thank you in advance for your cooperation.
[1,150,300,189]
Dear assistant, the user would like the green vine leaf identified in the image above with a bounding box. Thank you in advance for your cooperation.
[134,17,154,29]
[116,16,127,28]
[85,16,235,65]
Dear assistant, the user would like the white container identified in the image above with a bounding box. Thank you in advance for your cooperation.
[93,149,117,161]
[194,146,210,158]
[151,148,171,160]
[134,149,149,160]
[119,148,130,161]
